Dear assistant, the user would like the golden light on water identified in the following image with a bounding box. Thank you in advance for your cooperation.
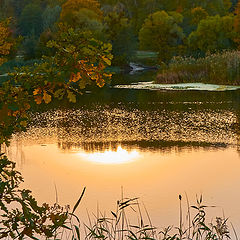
[78,146,140,164]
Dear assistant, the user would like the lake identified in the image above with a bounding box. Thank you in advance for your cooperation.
[6,71,240,234]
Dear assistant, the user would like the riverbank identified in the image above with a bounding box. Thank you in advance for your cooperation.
[156,51,240,86]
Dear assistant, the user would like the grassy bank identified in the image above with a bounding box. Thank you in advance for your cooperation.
[156,51,240,85]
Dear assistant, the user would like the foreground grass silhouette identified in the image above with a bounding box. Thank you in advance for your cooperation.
[0,153,235,240]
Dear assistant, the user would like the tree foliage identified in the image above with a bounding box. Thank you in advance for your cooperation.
[104,10,136,65]
[188,14,236,53]
[234,1,240,48]
[0,0,239,66]
[0,154,69,239]
[139,11,184,63]
[0,23,112,145]
[16,24,112,103]
[0,19,15,66]
[60,0,102,28]
[18,3,43,36]
[190,7,209,26]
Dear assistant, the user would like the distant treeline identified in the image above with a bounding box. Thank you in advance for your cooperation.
[1,0,240,65]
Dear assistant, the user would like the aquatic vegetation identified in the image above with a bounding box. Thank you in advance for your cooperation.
[84,195,232,240]
[156,51,240,85]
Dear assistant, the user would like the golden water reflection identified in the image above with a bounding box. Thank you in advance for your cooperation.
[7,140,240,233]
[78,146,140,164]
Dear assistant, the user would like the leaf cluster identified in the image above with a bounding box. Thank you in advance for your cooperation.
[0,153,69,239]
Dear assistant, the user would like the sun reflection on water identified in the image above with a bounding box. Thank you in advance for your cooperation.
[78,146,140,164]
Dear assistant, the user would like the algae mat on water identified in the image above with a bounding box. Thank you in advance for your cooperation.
[113,82,240,91]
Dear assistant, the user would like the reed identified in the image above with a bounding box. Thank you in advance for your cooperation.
[78,194,232,240]
[0,154,235,240]
[156,51,240,85]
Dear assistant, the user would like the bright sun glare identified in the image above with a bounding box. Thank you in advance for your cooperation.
[79,146,140,164]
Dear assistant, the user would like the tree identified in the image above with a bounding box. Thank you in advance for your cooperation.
[234,0,240,48]
[104,10,137,65]
[11,24,112,105]
[139,11,184,63]
[59,0,104,39]
[188,14,236,53]
[60,0,102,26]
[42,5,62,31]
[0,19,15,66]
[18,3,43,36]
[0,23,112,145]
[190,7,208,26]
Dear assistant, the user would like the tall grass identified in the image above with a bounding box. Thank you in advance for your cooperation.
[156,51,240,85]
[0,153,236,240]
[80,195,233,240]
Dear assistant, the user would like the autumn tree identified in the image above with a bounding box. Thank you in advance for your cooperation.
[139,11,184,63]
[11,24,112,105]
[0,19,15,66]
[60,0,102,28]
[0,23,112,145]
[190,7,208,26]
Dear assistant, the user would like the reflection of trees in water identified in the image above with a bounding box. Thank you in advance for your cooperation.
[57,140,229,153]
[236,110,240,154]
[46,107,238,146]
[24,91,240,154]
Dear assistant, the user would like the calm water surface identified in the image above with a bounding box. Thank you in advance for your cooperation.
[6,72,240,232]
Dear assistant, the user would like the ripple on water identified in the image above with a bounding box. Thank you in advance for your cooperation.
[12,104,239,151]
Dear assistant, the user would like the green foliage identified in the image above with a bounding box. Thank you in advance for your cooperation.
[0,58,40,75]
[21,35,39,60]
[60,0,102,30]
[104,10,137,65]
[0,18,16,66]
[18,3,43,36]
[188,15,236,53]
[0,0,237,66]
[42,5,62,31]
[233,1,240,48]
[13,24,112,102]
[0,78,31,145]
[139,10,184,63]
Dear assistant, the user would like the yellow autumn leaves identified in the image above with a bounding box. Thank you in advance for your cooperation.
[0,19,15,66]
[33,88,52,104]
[30,56,112,105]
